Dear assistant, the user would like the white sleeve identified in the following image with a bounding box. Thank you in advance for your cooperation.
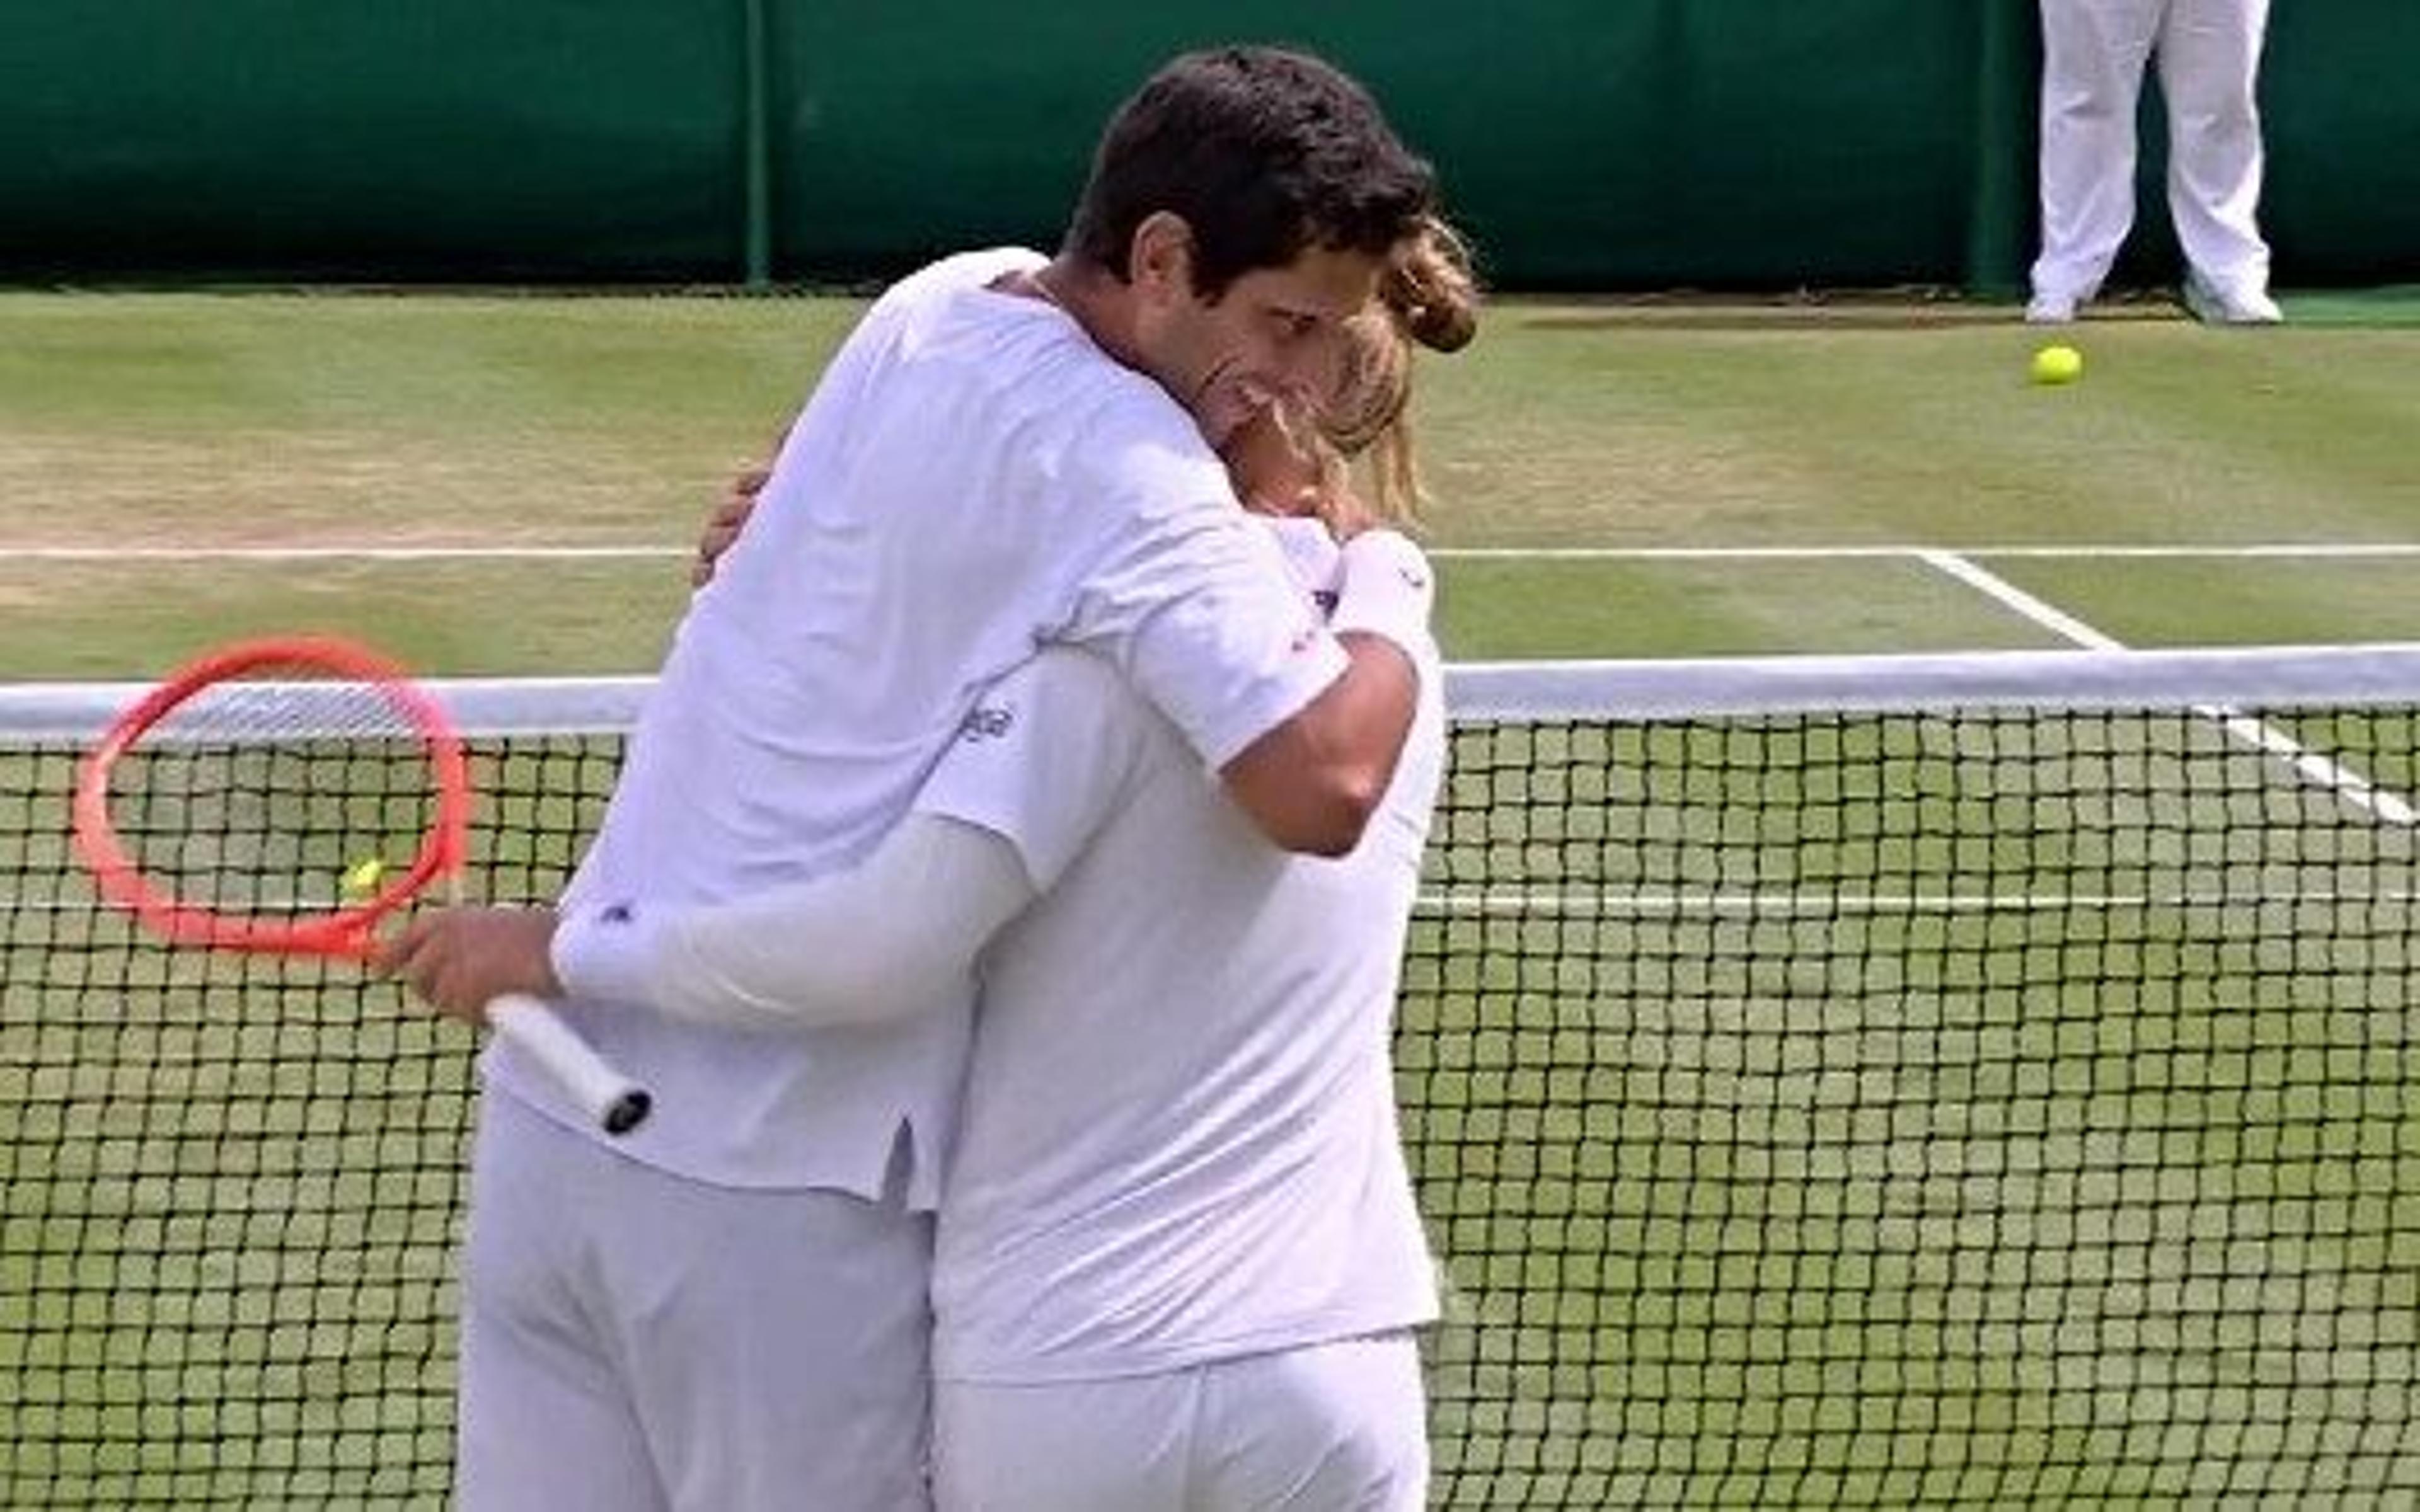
[1063,464,1349,770]
[550,813,1033,1032]
[911,648,1153,893]
[1327,530,1438,667]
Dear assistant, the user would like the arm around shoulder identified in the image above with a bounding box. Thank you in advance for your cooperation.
[1219,530,1435,857]
[553,813,1034,1031]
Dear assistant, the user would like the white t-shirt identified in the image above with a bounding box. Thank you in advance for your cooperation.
[917,633,1447,1382]
[484,249,1349,1202]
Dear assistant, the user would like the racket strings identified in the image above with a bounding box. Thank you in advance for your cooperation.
[105,675,445,917]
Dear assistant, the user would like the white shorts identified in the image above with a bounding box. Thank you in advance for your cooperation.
[456,1091,935,1511]
[933,1333,1427,1511]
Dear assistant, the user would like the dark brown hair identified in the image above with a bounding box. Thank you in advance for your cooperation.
[1064,46,1438,300]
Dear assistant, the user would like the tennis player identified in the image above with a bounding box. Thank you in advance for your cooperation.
[384,47,1470,1512]
[393,284,1460,1508]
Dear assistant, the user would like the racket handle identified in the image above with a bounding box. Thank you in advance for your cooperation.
[485,994,654,1136]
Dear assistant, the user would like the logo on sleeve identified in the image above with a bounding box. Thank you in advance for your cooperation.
[959,704,1015,742]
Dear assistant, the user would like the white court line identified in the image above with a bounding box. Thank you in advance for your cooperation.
[6,542,2420,563]
[0,545,679,562]
[1920,550,2420,827]
[1961,544,2420,560]
[1917,550,2123,651]
[1436,543,2420,561]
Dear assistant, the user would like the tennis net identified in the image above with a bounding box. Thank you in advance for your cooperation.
[4,647,2416,1506]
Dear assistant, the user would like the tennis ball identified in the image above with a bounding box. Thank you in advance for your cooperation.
[2031,343,2084,386]
[341,856,388,897]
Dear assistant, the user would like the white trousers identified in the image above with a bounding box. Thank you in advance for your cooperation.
[933,1333,1428,1512]
[456,1091,936,1511]
[2032,0,2273,301]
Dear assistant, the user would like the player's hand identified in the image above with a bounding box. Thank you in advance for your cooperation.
[692,462,769,587]
[1330,528,1437,646]
[377,907,564,1026]
[1337,529,1434,607]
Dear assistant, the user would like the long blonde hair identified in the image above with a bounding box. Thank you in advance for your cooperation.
[1291,215,1479,531]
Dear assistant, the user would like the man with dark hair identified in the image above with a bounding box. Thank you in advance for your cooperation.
[403,45,1470,1512]
[1064,48,1439,299]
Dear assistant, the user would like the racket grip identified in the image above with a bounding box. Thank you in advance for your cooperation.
[486,994,654,1136]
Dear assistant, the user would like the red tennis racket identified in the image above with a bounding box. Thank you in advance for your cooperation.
[71,634,651,1135]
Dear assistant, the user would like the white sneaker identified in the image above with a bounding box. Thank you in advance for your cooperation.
[2024,290,2078,324]
[2184,273,2283,325]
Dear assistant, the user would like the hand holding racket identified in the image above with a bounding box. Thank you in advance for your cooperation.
[376,906,575,1033]
[70,634,652,1135]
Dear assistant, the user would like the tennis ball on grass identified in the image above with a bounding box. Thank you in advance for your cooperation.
[341,856,388,897]
[2031,343,2084,386]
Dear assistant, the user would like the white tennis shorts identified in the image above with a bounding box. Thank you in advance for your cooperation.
[456,1091,936,1511]
[933,1332,1427,1511]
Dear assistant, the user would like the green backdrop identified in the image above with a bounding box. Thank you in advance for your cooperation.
[2,1,2412,291]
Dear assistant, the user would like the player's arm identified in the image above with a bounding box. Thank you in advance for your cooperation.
[1216,529,1433,858]
[551,813,1032,1029]
[382,653,1139,1031]
[379,814,1032,1031]
[686,449,1438,858]
[565,652,1139,1027]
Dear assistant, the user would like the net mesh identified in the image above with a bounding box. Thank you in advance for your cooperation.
[4,656,2417,1507]
[95,677,441,917]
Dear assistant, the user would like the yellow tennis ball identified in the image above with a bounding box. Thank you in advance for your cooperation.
[341,856,388,896]
[2031,343,2084,386]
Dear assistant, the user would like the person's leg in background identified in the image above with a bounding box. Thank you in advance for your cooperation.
[2031,0,2166,322]
[2161,0,2281,322]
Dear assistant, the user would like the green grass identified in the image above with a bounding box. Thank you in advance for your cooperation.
[5,294,2420,1506]
[1980,558,2420,647]
[1,740,570,1507]
[0,560,691,680]
[1435,558,2073,660]
[18,705,2420,1503]
[2,293,2418,673]
[2279,285,2420,329]
[1404,713,2420,1503]
[1412,309,2420,553]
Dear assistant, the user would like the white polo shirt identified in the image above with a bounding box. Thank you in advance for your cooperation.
[916,635,1446,1382]
[483,249,1347,1203]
